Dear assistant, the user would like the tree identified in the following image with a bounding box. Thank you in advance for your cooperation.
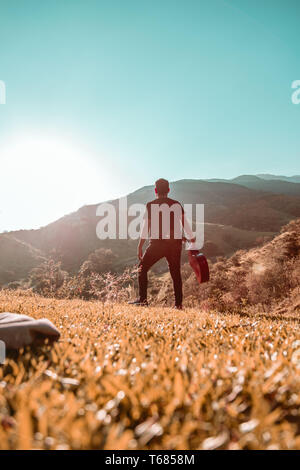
[29,259,68,296]
[80,248,117,277]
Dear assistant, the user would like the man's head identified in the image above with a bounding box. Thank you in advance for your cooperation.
[155,178,170,197]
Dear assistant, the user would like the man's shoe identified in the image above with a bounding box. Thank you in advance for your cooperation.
[128,299,148,306]
[174,305,183,310]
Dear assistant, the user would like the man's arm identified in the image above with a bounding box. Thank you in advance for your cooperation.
[181,209,196,243]
[138,204,149,260]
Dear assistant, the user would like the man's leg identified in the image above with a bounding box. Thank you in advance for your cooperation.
[166,243,183,308]
[139,243,164,303]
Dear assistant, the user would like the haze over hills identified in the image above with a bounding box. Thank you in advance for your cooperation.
[0,174,300,285]
[205,175,300,195]
[256,174,300,183]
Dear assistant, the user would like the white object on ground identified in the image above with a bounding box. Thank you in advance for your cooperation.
[0,312,60,350]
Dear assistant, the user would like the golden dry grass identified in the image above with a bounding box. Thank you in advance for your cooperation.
[0,290,299,450]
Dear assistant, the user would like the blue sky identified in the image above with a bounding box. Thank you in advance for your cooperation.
[0,0,299,230]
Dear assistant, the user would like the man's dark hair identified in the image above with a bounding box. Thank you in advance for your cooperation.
[155,178,169,196]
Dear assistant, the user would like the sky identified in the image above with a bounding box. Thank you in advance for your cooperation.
[0,0,299,231]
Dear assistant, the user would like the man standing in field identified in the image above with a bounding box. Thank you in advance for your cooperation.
[129,178,194,309]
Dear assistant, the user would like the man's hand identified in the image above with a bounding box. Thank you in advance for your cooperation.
[138,245,143,261]
[182,236,196,243]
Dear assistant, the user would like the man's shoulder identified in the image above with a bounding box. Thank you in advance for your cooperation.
[166,197,182,206]
[147,197,182,205]
[146,198,183,214]
[165,198,184,211]
[147,199,157,206]
[146,200,156,211]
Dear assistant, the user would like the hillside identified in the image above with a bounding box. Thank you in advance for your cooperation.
[0,290,299,450]
[4,178,300,276]
[1,216,299,450]
[156,218,300,314]
[0,235,45,286]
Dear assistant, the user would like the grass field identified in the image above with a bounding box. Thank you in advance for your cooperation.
[0,290,299,450]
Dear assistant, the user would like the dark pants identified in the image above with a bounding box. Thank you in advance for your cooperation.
[138,240,182,307]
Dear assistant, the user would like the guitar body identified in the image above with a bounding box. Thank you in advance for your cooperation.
[188,250,210,284]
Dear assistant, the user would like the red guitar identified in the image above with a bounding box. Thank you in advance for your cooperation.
[188,250,210,284]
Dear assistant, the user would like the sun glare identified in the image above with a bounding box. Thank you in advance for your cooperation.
[0,133,110,231]
[3,135,91,182]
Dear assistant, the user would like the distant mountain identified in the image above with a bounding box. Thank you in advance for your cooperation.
[256,174,300,183]
[2,178,300,280]
[206,174,300,196]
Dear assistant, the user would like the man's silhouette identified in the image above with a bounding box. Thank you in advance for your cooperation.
[129,178,194,309]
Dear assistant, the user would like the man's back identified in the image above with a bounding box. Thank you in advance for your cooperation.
[146,197,184,242]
